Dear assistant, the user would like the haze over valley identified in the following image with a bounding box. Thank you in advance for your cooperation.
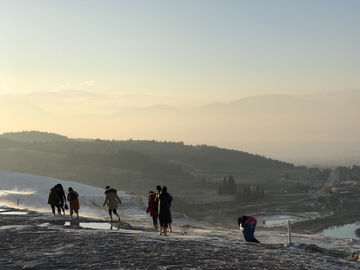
[1,89,360,165]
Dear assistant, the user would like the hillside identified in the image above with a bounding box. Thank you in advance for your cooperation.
[0,131,68,142]
[0,131,331,223]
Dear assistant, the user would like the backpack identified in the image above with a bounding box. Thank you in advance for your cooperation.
[69,191,77,201]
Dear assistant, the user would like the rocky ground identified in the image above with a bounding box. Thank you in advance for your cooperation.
[1,209,360,270]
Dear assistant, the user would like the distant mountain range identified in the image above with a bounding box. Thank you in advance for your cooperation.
[1,90,360,165]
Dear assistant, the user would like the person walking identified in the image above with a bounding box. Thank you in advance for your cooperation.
[103,186,122,222]
[66,187,80,219]
[47,185,61,216]
[158,186,172,236]
[146,191,159,231]
[55,184,67,216]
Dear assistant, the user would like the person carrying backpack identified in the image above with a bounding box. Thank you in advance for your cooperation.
[66,187,80,219]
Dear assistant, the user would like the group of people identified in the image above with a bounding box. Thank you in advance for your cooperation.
[47,184,80,219]
[146,185,173,236]
[47,184,122,221]
[48,183,260,243]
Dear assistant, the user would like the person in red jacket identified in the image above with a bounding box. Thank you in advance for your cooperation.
[146,191,159,231]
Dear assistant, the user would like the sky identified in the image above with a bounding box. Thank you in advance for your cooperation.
[1,1,360,102]
[1,1,360,164]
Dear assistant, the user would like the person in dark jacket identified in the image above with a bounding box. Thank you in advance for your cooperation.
[103,186,122,222]
[146,191,159,231]
[47,185,61,216]
[55,184,67,216]
[238,215,260,243]
[158,186,172,236]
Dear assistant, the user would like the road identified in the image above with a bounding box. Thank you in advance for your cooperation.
[315,171,338,195]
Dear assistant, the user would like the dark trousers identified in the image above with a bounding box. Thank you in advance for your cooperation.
[51,204,61,214]
[160,222,168,227]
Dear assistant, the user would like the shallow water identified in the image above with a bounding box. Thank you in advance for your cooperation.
[65,222,118,230]
[0,211,28,215]
[39,221,125,231]
[319,221,360,239]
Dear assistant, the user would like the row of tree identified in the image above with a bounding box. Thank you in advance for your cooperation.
[217,175,265,201]
[237,184,265,201]
[217,175,237,195]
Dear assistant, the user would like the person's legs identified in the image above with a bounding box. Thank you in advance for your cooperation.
[152,215,158,231]
[75,209,79,219]
[113,209,120,221]
[108,210,113,221]
[168,223,172,233]
[60,205,65,215]
[57,206,62,216]
[162,223,168,236]
[70,209,73,219]
[51,204,56,216]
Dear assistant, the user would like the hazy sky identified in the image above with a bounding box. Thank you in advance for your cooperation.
[1,0,360,106]
[1,1,360,164]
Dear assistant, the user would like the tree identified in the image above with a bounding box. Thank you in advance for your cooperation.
[227,175,237,195]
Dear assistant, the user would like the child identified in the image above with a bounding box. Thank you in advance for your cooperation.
[66,187,80,219]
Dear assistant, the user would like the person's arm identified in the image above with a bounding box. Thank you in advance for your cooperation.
[168,194,173,207]
[243,223,255,234]
[146,199,151,213]
[115,193,122,205]
[102,194,107,207]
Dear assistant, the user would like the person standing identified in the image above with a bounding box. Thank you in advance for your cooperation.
[47,185,61,216]
[103,186,122,222]
[55,184,67,216]
[158,186,172,236]
[66,187,80,219]
[146,191,159,231]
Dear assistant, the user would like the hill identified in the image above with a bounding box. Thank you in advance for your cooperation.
[0,131,68,142]
[0,131,332,224]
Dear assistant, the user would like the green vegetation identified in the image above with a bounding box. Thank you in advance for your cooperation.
[0,131,332,223]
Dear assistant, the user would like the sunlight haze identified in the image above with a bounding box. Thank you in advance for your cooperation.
[1,0,360,165]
